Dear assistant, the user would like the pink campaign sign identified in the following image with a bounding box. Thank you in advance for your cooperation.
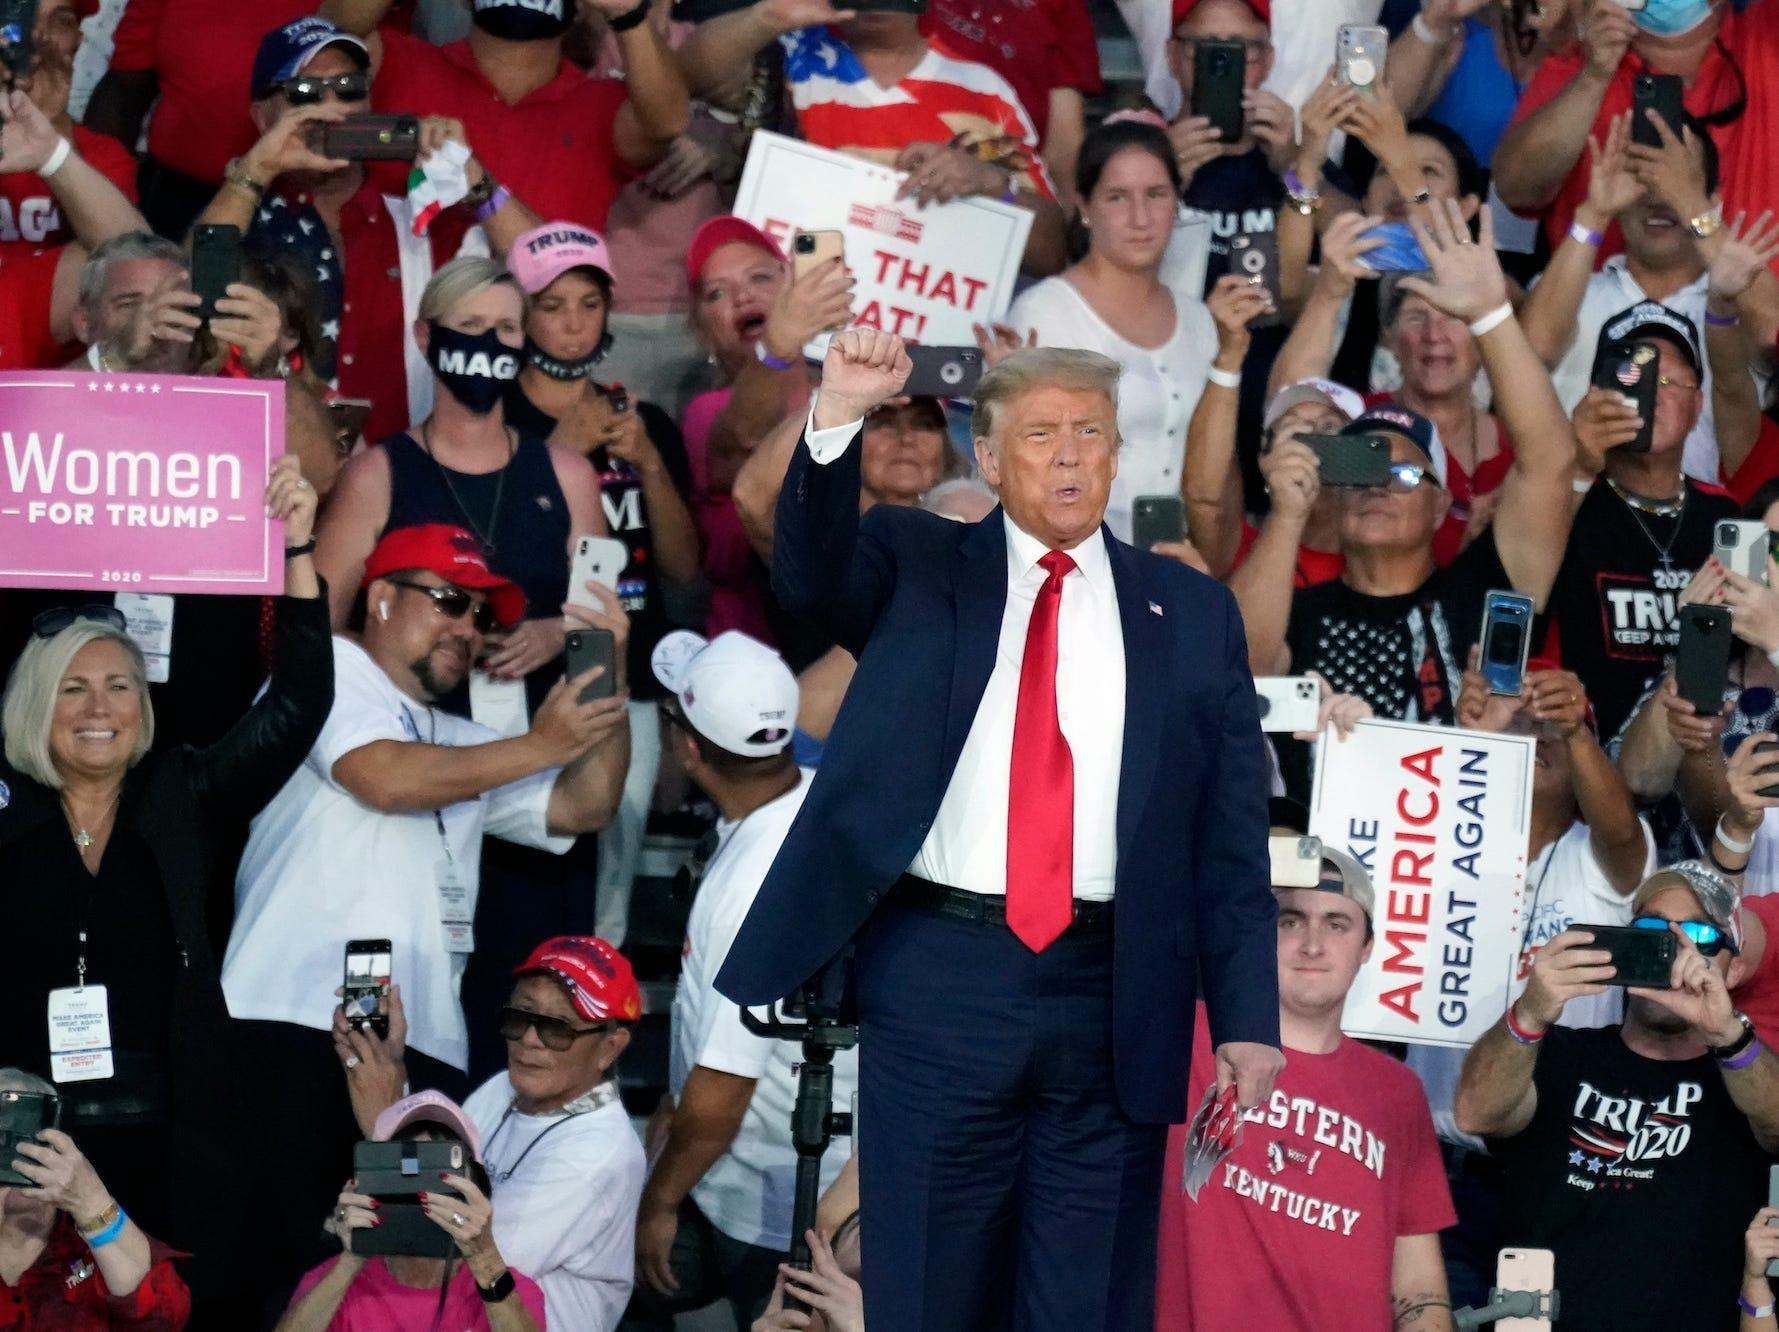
[0,372,285,595]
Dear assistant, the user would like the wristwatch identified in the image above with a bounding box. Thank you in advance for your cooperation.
[1708,1010,1757,1062]
[464,171,497,212]
[1689,202,1725,240]
[224,156,267,201]
[477,1269,517,1304]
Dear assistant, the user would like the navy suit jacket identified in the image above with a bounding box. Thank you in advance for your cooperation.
[714,426,1280,1124]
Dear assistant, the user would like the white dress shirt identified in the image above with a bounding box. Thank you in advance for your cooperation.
[805,413,1127,899]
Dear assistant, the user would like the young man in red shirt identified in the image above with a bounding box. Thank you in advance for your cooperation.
[1155,840,1457,1330]
[318,0,688,231]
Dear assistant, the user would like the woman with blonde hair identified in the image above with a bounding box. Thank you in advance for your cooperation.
[0,455,330,1319]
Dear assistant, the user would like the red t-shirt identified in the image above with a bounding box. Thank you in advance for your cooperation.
[1505,9,1779,262]
[289,1256,545,1330]
[1233,519,1345,588]
[0,1214,190,1329]
[0,126,138,254]
[0,245,65,369]
[368,31,632,230]
[919,0,1103,142]
[1732,893,1779,1047]
[1156,1010,1456,1331]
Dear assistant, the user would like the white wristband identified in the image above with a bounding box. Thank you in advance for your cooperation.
[1206,366,1242,390]
[1717,815,1757,856]
[37,135,73,180]
[1412,11,1454,44]
[1468,302,1514,338]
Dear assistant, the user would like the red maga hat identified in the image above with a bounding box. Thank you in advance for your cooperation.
[685,216,785,292]
[515,936,642,1024]
[1173,0,1271,26]
[360,523,526,628]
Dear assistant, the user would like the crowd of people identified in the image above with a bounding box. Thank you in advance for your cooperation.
[3,0,1779,1327]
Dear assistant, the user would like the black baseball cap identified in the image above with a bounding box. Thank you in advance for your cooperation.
[1599,300,1702,376]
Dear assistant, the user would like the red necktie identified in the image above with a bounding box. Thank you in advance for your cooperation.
[1007,549,1076,952]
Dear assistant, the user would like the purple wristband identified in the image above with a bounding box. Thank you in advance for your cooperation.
[1738,1293,1775,1318]
[1284,168,1307,197]
[474,185,511,223]
[1721,1037,1763,1072]
[1706,308,1742,328]
[1568,220,1604,248]
[756,345,798,372]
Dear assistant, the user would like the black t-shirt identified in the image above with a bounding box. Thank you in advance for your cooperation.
[1287,528,1510,724]
[1489,1025,1772,1332]
[504,387,693,701]
[1550,479,1737,738]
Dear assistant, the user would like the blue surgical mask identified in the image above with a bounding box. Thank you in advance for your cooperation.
[1629,0,1716,38]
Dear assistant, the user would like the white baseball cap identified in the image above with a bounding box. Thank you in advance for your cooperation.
[1263,377,1366,431]
[651,630,799,758]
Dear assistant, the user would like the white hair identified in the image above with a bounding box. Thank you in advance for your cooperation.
[3,623,154,788]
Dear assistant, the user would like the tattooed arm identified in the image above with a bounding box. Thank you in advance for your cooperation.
[1391,1233,1454,1330]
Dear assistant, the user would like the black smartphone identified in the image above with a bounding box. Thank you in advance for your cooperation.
[1479,591,1535,697]
[1582,923,1676,989]
[190,223,243,322]
[321,114,421,162]
[351,1139,466,1258]
[1304,433,1392,488]
[0,0,37,81]
[902,345,983,400]
[343,938,392,1040]
[1229,230,1280,329]
[1132,495,1187,550]
[1753,740,1779,799]
[1192,38,1246,144]
[1632,73,1685,149]
[1591,338,1659,454]
[601,383,630,416]
[1675,603,1732,714]
[0,1090,59,1188]
[565,627,617,703]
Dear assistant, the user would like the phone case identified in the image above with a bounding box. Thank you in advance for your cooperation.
[1496,1248,1556,1332]
[322,115,420,162]
[190,224,243,321]
[791,229,846,281]
[1715,519,1769,583]
[902,345,983,400]
[1228,232,1281,328]
[1254,677,1321,732]
[1479,592,1535,697]
[1754,740,1779,799]
[1360,222,1429,273]
[566,628,617,703]
[1132,496,1186,550]
[1337,25,1388,99]
[1675,604,1732,714]
[1192,39,1246,143]
[0,0,37,76]
[1585,925,1677,989]
[1591,339,1658,454]
[1268,834,1323,888]
[1307,434,1392,488]
[1632,73,1684,148]
[0,1091,59,1189]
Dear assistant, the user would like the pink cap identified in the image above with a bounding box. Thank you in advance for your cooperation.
[371,1090,483,1161]
[507,222,615,296]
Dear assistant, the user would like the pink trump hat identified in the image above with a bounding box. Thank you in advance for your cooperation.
[507,222,615,295]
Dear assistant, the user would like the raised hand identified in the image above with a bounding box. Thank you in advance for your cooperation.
[1167,114,1224,192]
[1626,929,1740,1043]
[242,101,352,182]
[894,140,1009,208]
[1207,272,1272,363]
[1655,671,1728,755]
[1316,211,1388,295]
[972,321,1037,369]
[1295,72,1360,180]
[1517,928,1615,1030]
[1579,112,1641,228]
[265,453,318,547]
[762,256,854,363]
[1398,199,1507,324]
[1524,667,1589,739]
[812,329,913,430]
[1719,560,1779,654]
[1259,433,1321,523]
[1708,210,1779,304]
[1724,731,1779,841]
[209,281,284,374]
[1571,384,1644,475]
[1626,109,1711,221]
[1244,88,1298,176]
[1580,0,1637,82]
[8,1130,111,1221]
[0,89,63,173]
[759,0,859,33]
[1456,643,1525,734]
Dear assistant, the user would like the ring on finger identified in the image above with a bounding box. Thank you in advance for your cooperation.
[343,1054,361,1069]
[452,1212,467,1228]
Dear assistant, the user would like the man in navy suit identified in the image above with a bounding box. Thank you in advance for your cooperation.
[715,328,1285,1330]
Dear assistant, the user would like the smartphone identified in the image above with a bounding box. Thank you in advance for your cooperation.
[1496,1248,1555,1332]
[1229,230,1281,328]
[1767,1166,1779,1278]
[1583,923,1677,989]
[570,535,627,606]
[0,1089,59,1188]
[565,626,617,703]
[0,0,37,81]
[189,223,243,322]
[1752,739,1779,799]
[327,397,372,450]
[1359,221,1429,273]
[902,345,983,400]
[1591,338,1659,454]
[1632,72,1684,149]
[1479,591,1536,697]
[351,1139,466,1258]
[1269,834,1323,889]
[1716,519,1769,585]
[1304,433,1392,488]
[602,383,630,416]
[791,229,846,282]
[342,938,392,1040]
[321,114,421,162]
[1337,24,1389,101]
[1192,38,1246,144]
[1254,676,1321,732]
[1132,495,1187,550]
[1675,603,1732,714]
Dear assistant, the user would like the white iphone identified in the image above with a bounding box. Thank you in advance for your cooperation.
[1496,1248,1555,1331]
[569,535,628,610]
[1254,676,1321,733]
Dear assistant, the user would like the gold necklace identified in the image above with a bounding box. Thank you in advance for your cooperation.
[59,791,120,853]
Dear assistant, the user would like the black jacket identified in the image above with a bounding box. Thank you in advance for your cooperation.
[0,590,333,1301]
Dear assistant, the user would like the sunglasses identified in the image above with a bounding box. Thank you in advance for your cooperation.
[384,577,502,634]
[498,1005,613,1052]
[32,604,129,638]
[1632,915,1736,956]
[1383,462,1436,493]
[278,71,370,105]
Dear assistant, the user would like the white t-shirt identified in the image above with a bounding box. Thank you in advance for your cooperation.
[224,637,572,1070]
[1005,275,1214,542]
[669,771,859,1251]
[465,1074,646,1332]
[1736,808,1779,895]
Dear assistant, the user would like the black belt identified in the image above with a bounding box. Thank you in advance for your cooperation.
[893,875,1114,936]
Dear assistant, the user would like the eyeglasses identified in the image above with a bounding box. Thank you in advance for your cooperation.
[32,604,129,638]
[1632,915,1736,956]
[277,72,370,105]
[1656,375,1702,396]
[384,578,501,634]
[498,1005,613,1052]
[1384,462,1436,493]
[1170,35,1271,64]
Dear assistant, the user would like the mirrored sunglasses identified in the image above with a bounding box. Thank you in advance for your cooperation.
[278,71,369,105]
[1386,462,1433,493]
[1632,915,1735,956]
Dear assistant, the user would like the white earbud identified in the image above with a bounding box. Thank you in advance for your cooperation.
[378,601,390,622]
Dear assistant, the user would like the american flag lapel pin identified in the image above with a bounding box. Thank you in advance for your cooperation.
[1148,601,1164,616]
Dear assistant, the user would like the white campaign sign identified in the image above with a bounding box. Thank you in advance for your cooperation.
[732,131,1033,349]
[1309,720,1534,1050]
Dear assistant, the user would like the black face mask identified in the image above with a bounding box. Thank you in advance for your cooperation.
[472,0,573,40]
[523,334,610,381]
[428,323,520,415]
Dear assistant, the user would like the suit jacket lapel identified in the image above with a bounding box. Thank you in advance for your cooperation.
[1106,533,1167,862]
[942,507,1009,775]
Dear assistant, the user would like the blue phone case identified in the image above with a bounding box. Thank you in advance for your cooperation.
[1360,222,1428,273]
